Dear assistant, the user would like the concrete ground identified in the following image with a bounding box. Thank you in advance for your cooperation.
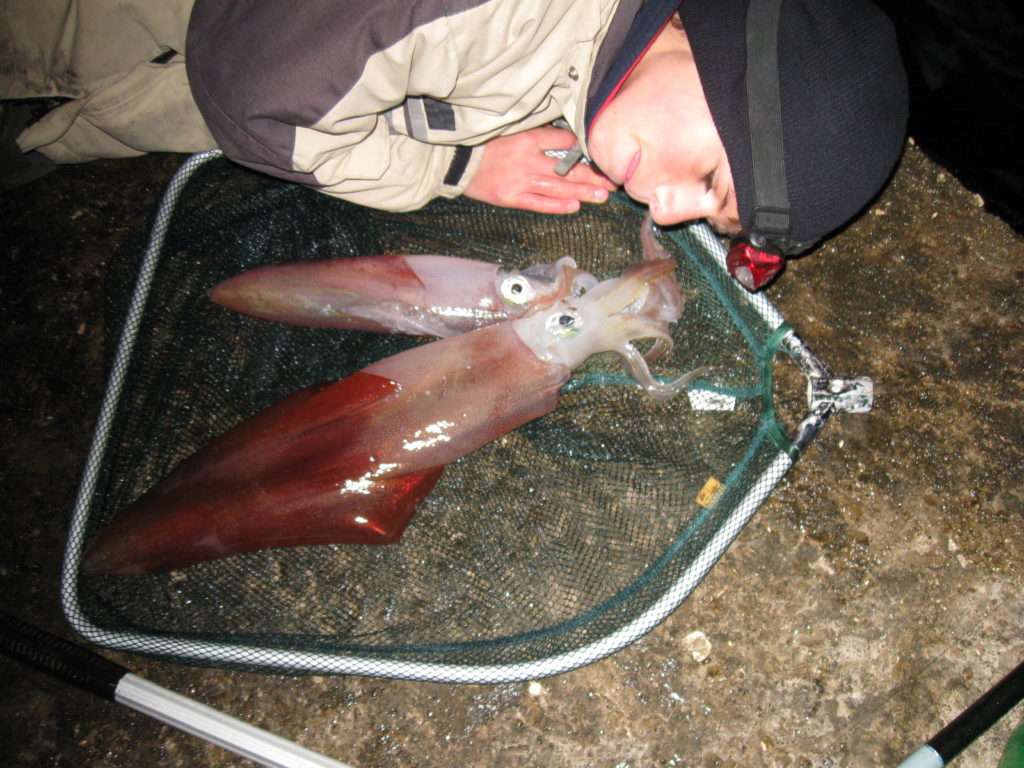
[1,142,1021,767]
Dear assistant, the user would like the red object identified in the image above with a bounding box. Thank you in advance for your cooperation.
[726,241,786,291]
[82,258,682,575]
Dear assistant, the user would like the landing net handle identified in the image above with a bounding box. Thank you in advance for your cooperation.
[0,609,352,768]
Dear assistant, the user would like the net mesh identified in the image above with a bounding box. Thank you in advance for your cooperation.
[62,154,804,681]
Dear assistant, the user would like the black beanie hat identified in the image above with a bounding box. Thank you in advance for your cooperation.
[679,0,909,248]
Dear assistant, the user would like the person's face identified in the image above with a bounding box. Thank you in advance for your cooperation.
[588,21,741,234]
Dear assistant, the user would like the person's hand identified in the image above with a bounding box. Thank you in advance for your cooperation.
[463,126,618,214]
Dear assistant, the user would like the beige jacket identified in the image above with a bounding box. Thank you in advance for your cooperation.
[9,0,659,212]
[186,0,624,211]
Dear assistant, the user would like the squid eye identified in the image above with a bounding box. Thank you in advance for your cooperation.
[500,275,536,305]
[545,310,582,337]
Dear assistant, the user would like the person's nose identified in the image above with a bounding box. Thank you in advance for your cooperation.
[648,182,719,226]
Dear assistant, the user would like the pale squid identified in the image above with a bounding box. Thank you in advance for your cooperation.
[209,254,597,336]
[208,215,673,338]
[83,255,701,575]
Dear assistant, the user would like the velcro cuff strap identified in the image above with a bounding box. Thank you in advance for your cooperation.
[443,145,474,188]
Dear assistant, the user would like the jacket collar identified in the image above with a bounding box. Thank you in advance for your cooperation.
[586,0,682,136]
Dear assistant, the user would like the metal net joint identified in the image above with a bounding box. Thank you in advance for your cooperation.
[807,376,873,414]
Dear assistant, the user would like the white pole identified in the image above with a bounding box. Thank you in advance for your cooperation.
[115,674,353,768]
[895,745,944,768]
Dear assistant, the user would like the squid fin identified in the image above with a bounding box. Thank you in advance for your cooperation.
[156,372,400,497]
[82,465,445,575]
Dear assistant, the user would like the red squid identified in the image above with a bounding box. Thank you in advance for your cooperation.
[83,253,700,575]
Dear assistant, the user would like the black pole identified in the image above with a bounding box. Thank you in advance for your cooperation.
[0,609,351,767]
[0,609,129,701]
[928,659,1024,763]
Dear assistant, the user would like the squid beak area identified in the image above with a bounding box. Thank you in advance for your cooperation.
[589,258,678,318]
[553,261,584,300]
[555,260,601,297]
[583,259,679,361]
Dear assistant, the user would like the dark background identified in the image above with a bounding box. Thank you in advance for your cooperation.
[877,0,1024,233]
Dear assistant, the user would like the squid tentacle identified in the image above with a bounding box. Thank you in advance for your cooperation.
[595,312,700,400]
[639,215,686,326]
[642,336,673,364]
[616,343,708,401]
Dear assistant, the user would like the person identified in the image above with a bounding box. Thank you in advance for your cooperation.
[3,0,907,253]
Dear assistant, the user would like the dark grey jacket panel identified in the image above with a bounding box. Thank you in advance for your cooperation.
[187,0,490,185]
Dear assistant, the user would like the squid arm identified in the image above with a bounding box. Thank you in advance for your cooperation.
[637,214,686,364]
[209,254,597,337]
[83,258,699,575]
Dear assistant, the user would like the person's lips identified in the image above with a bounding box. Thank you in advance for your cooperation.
[623,151,641,186]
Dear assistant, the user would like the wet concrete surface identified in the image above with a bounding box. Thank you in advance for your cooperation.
[0,142,1021,766]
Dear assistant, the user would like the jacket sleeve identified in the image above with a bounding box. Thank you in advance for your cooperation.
[292,108,483,212]
[185,0,483,211]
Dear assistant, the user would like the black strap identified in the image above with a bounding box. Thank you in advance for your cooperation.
[745,0,791,243]
[443,145,474,187]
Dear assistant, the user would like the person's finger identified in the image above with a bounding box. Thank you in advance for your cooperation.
[527,126,580,150]
[513,191,582,215]
[529,175,610,203]
[531,146,618,190]
[564,161,619,190]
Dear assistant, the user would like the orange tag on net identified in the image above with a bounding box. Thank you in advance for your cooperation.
[696,477,724,508]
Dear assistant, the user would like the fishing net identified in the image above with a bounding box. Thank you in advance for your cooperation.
[61,151,840,682]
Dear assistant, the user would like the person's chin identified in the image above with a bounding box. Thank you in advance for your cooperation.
[595,161,624,189]
[622,182,650,206]
[586,141,625,187]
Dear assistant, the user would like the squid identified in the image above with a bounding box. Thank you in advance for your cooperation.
[83,255,701,575]
[209,253,597,336]
[207,215,672,338]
